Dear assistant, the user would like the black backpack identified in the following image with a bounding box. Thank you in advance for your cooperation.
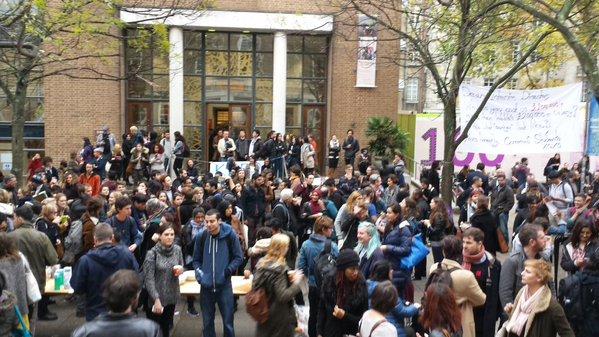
[558,273,584,326]
[314,240,336,289]
[424,263,459,290]
[181,142,191,157]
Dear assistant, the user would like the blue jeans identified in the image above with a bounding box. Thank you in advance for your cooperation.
[200,284,235,337]
[498,212,509,243]
[272,157,285,178]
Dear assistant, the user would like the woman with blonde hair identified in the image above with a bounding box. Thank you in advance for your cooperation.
[500,259,574,337]
[335,191,365,242]
[253,233,304,337]
[35,202,63,259]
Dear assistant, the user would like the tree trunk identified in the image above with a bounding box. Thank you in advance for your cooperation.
[12,77,27,186]
[441,99,457,206]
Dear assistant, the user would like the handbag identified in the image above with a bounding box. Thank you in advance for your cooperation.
[400,234,430,269]
[497,228,509,254]
[12,306,32,337]
[23,258,41,303]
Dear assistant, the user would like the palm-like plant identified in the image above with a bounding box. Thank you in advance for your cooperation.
[365,117,410,158]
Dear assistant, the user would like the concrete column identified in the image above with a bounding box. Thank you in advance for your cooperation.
[168,27,184,136]
[272,31,287,134]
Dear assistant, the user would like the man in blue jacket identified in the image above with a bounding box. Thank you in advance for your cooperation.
[193,209,244,337]
[70,223,139,321]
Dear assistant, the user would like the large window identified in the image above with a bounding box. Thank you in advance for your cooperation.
[125,30,329,163]
[125,28,170,136]
[285,35,328,160]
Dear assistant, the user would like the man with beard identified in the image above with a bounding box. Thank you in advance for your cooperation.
[342,129,360,166]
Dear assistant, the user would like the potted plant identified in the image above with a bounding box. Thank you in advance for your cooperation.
[365,117,410,164]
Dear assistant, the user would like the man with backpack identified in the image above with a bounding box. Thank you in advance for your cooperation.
[193,209,244,337]
[462,228,502,337]
[70,223,138,321]
[559,245,599,336]
[428,235,486,337]
[297,216,339,337]
[547,170,574,226]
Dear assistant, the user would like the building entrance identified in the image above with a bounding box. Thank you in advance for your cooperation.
[207,103,251,161]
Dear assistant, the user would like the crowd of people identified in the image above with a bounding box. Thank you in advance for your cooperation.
[0,125,598,337]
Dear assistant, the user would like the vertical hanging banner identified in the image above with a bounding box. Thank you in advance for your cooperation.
[356,14,377,87]
[587,96,599,156]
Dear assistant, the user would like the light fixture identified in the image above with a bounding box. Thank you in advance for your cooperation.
[208,29,216,32]
[242,30,250,33]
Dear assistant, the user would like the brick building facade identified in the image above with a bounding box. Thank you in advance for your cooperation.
[32,1,400,169]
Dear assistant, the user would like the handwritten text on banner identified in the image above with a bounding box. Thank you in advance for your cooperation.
[458,83,585,154]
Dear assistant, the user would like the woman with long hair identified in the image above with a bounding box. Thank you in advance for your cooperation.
[36,203,63,259]
[402,197,427,280]
[0,233,29,321]
[327,135,341,178]
[380,203,413,301]
[469,195,499,256]
[253,234,303,337]
[501,260,574,337]
[172,131,186,177]
[560,216,598,274]
[61,171,80,201]
[149,144,166,175]
[288,135,302,170]
[143,223,184,337]
[334,191,365,243]
[426,197,455,263]
[317,249,369,337]
[354,221,384,280]
[420,283,463,337]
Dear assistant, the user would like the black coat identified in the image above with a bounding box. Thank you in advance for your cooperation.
[470,210,499,255]
[471,254,502,337]
[240,186,266,218]
[317,273,368,337]
[178,199,197,227]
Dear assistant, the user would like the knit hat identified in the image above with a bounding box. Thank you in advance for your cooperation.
[336,249,360,270]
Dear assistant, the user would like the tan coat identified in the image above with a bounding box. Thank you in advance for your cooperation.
[429,259,487,337]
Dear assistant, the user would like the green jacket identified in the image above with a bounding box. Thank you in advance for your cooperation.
[8,222,58,292]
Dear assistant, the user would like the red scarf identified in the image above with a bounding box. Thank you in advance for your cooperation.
[462,246,486,270]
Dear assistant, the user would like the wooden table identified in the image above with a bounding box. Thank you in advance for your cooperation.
[180,276,252,295]
[45,275,252,296]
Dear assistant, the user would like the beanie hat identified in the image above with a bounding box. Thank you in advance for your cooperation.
[336,249,360,270]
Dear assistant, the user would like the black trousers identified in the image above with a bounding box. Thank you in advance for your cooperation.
[146,303,176,337]
[37,295,51,317]
[308,286,319,337]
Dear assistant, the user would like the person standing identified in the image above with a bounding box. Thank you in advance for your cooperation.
[193,209,244,337]
[327,135,340,178]
[143,223,184,337]
[172,131,187,177]
[8,205,59,321]
[429,236,486,337]
[218,131,237,162]
[500,260,574,337]
[253,233,304,337]
[71,270,161,337]
[248,129,263,159]
[359,281,400,337]
[491,173,514,245]
[355,222,384,280]
[297,216,339,337]
[79,163,101,197]
[235,130,250,161]
[301,137,316,176]
[342,129,360,167]
[70,224,139,321]
[419,283,463,337]
[469,196,500,256]
[380,203,413,300]
[105,196,142,252]
[317,249,369,337]
[240,174,266,246]
[160,132,173,174]
[462,227,502,337]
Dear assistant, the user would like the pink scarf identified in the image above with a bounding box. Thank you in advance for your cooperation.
[507,286,544,336]
[462,246,486,270]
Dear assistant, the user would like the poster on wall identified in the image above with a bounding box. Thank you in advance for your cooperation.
[356,14,377,88]
[458,83,586,154]
[587,96,599,156]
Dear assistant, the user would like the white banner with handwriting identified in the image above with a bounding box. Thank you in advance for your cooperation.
[458,83,585,154]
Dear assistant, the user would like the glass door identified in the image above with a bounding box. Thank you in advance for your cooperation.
[229,104,252,139]
[303,105,326,168]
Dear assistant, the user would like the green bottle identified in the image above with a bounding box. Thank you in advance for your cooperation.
[54,269,64,291]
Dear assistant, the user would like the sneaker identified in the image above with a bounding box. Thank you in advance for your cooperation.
[187,306,199,316]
